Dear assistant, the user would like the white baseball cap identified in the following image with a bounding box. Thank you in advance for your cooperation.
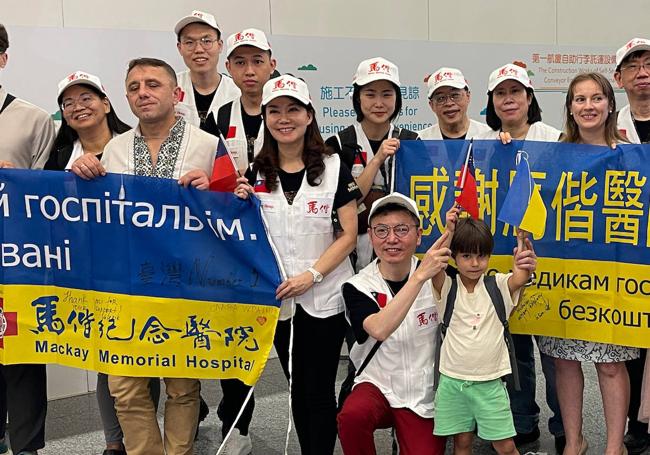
[226,29,271,58]
[368,192,419,223]
[57,71,105,102]
[427,67,468,98]
[174,10,221,36]
[262,75,311,107]
[353,57,400,87]
[487,63,533,92]
[616,38,650,67]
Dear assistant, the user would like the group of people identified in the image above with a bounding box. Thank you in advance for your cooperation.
[0,8,649,455]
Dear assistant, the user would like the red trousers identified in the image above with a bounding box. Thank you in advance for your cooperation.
[337,382,446,455]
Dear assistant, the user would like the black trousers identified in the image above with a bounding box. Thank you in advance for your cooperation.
[274,305,346,455]
[626,349,648,435]
[0,364,47,452]
[217,378,255,438]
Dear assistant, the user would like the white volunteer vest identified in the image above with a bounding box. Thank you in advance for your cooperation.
[175,71,240,128]
[224,97,265,171]
[255,154,354,320]
[335,122,396,185]
[346,257,438,418]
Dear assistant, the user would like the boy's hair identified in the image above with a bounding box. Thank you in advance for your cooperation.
[368,203,420,227]
[450,217,494,256]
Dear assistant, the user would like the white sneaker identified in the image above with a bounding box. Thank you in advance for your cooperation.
[220,429,252,455]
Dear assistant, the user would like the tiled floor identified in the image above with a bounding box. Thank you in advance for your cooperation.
[34,356,617,454]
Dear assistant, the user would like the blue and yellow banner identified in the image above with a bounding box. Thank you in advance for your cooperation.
[0,170,282,385]
[396,140,650,347]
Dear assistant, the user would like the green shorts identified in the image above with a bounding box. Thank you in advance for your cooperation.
[433,373,516,441]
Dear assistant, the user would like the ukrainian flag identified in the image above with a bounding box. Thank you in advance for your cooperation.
[497,152,546,238]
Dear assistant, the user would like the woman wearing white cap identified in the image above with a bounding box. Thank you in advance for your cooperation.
[538,72,634,455]
[477,63,566,453]
[235,74,361,454]
[325,57,418,271]
[477,63,561,142]
[45,71,131,171]
[45,72,161,455]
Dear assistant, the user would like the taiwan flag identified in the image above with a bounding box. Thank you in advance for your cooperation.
[454,140,479,219]
[209,138,239,192]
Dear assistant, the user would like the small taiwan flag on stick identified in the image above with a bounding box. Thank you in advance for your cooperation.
[497,151,547,239]
[454,139,479,218]
[209,136,240,192]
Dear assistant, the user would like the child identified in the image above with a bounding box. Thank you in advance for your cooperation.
[432,206,537,455]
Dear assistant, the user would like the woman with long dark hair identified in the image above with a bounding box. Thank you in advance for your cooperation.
[45,71,131,170]
[539,72,634,455]
[235,74,360,454]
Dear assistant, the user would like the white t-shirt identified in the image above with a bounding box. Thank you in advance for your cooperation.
[436,273,521,381]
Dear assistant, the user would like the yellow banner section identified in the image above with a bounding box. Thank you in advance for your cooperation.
[0,285,279,385]
[486,256,650,348]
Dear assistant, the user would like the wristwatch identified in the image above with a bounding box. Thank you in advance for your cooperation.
[307,267,324,284]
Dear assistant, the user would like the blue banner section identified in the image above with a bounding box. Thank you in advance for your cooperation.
[395,140,650,264]
[0,170,283,306]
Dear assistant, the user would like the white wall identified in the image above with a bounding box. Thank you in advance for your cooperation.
[2,0,649,44]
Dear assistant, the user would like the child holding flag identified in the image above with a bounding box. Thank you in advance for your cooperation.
[431,206,537,455]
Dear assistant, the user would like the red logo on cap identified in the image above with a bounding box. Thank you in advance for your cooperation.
[435,71,454,82]
[234,31,256,43]
[368,61,391,75]
[193,12,204,18]
[497,66,518,78]
[273,78,297,92]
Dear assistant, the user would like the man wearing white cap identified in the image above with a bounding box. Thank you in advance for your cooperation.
[418,67,490,140]
[337,192,448,454]
[207,28,276,172]
[174,10,240,130]
[615,38,650,455]
[71,57,218,455]
[0,22,54,455]
[325,57,418,271]
[202,29,276,454]
[615,38,650,145]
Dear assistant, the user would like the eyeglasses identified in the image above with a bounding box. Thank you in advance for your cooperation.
[371,224,417,239]
[432,92,464,106]
[621,61,650,75]
[180,37,219,51]
[60,93,97,112]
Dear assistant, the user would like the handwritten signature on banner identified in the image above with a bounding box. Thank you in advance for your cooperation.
[0,170,283,384]
[395,139,650,348]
